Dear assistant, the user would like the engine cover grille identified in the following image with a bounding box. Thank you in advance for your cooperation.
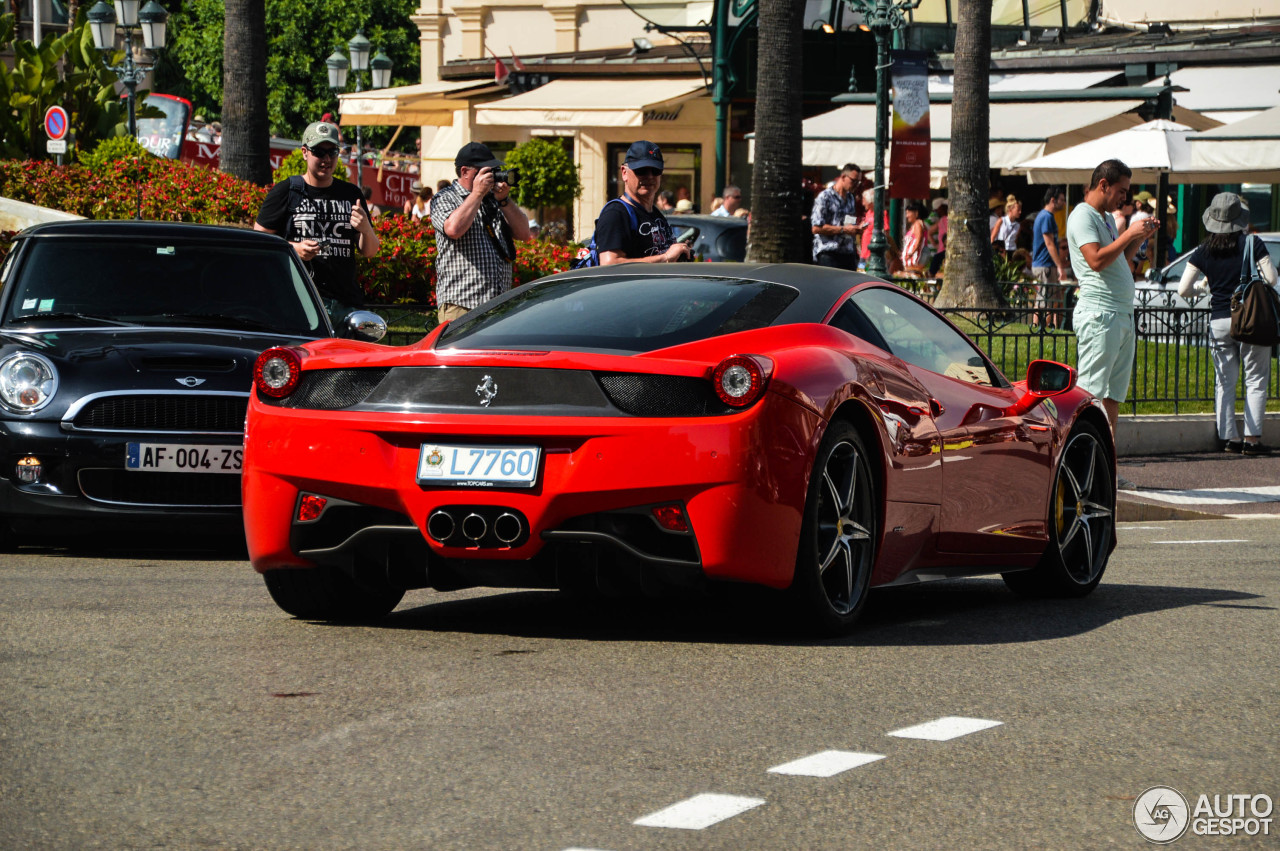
[261,368,391,410]
[71,395,248,432]
[595,373,734,417]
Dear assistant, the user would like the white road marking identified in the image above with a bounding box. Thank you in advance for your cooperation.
[1125,485,1280,505]
[1149,539,1250,545]
[767,750,886,777]
[887,716,1003,741]
[634,793,766,830]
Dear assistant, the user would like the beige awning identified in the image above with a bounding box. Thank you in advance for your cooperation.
[338,80,505,127]
[475,78,707,128]
[1188,105,1280,180]
[791,100,1219,174]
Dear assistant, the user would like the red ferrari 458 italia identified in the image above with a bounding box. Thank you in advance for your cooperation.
[243,264,1116,634]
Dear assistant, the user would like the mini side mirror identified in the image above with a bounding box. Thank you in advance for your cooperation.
[1004,359,1076,416]
[344,310,387,343]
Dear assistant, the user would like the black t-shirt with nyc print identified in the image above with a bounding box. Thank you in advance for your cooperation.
[257,177,368,306]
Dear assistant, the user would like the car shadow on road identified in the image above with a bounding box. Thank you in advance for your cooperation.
[359,578,1266,647]
[8,528,249,562]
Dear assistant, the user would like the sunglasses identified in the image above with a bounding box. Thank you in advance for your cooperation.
[630,167,662,178]
[307,146,339,160]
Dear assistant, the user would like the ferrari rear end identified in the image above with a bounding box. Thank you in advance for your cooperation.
[243,272,831,613]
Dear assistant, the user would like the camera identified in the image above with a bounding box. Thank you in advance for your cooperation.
[491,168,519,186]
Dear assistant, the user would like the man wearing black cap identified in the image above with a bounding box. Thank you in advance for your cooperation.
[596,141,691,265]
[430,141,533,322]
[255,120,379,326]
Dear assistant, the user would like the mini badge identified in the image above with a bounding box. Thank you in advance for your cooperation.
[422,447,444,476]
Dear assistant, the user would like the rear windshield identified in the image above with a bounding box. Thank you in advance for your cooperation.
[437,275,799,354]
[4,239,325,336]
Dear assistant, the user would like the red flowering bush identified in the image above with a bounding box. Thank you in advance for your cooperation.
[358,214,437,304]
[0,157,579,296]
[513,240,579,285]
[0,158,267,225]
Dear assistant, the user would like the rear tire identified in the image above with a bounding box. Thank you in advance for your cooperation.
[788,421,878,636]
[1003,422,1115,598]
[263,565,404,621]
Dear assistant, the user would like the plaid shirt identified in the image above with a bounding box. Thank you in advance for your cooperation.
[810,186,860,260]
[429,180,514,310]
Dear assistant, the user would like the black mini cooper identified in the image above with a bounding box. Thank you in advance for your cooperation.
[0,220,386,546]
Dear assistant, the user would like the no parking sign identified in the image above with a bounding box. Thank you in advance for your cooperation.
[44,105,68,156]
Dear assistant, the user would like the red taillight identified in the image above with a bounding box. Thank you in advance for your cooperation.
[651,504,688,532]
[712,355,767,407]
[254,347,302,399]
[297,494,327,522]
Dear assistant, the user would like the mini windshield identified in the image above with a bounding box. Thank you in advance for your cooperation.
[437,275,799,354]
[3,239,325,336]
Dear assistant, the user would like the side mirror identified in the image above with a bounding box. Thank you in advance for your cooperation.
[343,310,387,343]
[1004,359,1076,416]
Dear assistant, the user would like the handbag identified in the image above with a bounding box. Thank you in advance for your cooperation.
[1229,235,1280,346]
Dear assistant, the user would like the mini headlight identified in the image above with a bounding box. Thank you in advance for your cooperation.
[0,352,59,413]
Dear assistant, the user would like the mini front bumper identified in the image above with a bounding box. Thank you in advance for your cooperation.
[0,418,245,528]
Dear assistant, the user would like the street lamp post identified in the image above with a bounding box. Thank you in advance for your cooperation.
[326,29,392,192]
[87,0,170,140]
[839,0,920,277]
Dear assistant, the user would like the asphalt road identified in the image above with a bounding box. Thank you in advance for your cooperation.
[1,519,1277,850]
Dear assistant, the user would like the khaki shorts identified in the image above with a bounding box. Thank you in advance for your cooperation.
[1073,307,1135,402]
[437,302,471,323]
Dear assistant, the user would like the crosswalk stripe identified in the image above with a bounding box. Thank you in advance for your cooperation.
[887,716,1003,741]
[634,793,766,830]
[768,750,886,777]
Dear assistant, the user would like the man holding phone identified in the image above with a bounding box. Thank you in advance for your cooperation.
[255,121,379,327]
[1067,159,1158,434]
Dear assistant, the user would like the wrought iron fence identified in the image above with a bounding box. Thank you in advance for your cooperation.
[366,282,1279,413]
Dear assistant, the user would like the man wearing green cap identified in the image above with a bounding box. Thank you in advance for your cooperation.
[255,121,379,327]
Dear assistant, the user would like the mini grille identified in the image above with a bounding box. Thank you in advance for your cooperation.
[72,395,248,431]
[595,373,734,417]
[78,469,242,507]
[262,368,390,409]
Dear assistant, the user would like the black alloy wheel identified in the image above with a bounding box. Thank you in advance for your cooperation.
[263,564,404,621]
[789,421,878,635]
[1004,422,1115,597]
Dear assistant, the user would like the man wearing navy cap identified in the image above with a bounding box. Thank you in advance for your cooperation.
[596,140,691,265]
[431,141,533,323]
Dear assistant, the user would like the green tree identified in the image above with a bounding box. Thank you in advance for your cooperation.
[0,11,134,160]
[222,0,271,185]
[747,0,809,263]
[156,0,421,145]
[934,0,1005,309]
[503,137,582,230]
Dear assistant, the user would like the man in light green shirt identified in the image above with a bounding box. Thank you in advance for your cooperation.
[1067,159,1159,432]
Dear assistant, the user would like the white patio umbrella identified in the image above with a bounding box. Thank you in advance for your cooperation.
[1188,105,1280,179]
[1013,118,1280,184]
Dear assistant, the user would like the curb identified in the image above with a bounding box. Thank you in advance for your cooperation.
[1116,496,1227,523]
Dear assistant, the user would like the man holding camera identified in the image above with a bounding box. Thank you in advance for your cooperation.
[1067,158,1158,434]
[431,141,533,323]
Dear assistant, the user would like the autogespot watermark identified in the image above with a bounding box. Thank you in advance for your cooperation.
[1134,785,1274,843]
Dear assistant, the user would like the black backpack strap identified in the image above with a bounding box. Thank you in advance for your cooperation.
[282,175,307,242]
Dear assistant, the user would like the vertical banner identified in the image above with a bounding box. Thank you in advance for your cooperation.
[889,50,931,200]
